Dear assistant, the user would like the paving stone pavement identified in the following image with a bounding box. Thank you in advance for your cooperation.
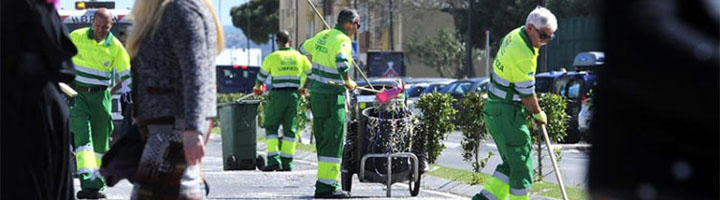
[76,134,470,199]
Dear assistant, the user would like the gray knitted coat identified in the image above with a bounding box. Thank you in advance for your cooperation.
[132,0,217,133]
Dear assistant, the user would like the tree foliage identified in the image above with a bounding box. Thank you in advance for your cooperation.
[414,92,458,164]
[528,92,569,143]
[230,0,279,44]
[405,29,467,78]
[458,92,492,172]
[525,92,570,182]
[452,0,597,55]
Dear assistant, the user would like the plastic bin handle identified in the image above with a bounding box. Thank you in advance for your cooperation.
[235,94,254,103]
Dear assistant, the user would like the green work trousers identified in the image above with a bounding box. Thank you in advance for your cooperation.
[263,89,300,169]
[475,100,532,200]
[70,88,113,191]
[310,92,346,193]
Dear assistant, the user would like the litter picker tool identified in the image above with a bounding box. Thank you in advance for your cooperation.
[305,0,375,91]
[540,125,569,200]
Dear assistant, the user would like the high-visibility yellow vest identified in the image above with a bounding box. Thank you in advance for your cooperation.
[256,47,311,89]
[488,26,539,103]
[300,26,354,94]
[69,27,131,87]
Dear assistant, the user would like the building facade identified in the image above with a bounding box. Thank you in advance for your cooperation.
[279,0,459,78]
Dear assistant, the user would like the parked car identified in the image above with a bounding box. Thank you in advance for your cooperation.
[578,96,592,133]
[534,51,603,143]
[421,83,449,95]
[406,78,455,115]
[439,77,490,101]
[406,83,428,99]
[437,78,490,115]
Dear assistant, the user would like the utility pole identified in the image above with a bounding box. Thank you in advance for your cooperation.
[465,0,474,78]
[389,0,393,51]
[295,0,299,49]
[540,0,548,72]
[246,0,250,66]
[353,0,358,41]
[218,0,221,26]
[485,30,490,77]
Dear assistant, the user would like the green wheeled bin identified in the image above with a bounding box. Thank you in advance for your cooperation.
[218,100,264,170]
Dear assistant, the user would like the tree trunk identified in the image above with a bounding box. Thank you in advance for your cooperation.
[474,132,480,172]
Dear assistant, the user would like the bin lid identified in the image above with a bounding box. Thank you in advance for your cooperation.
[217,100,261,108]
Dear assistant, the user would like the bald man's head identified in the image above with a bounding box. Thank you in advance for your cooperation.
[92,8,113,42]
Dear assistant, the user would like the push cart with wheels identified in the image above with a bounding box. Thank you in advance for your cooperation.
[341,105,423,197]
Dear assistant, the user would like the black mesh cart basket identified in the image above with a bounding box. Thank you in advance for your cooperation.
[341,104,423,197]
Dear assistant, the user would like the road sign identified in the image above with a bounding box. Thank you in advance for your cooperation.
[366,51,404,78]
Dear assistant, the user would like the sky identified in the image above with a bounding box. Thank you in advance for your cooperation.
[58,0,249,26]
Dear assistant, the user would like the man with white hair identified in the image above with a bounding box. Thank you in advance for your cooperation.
[473,6,557,200]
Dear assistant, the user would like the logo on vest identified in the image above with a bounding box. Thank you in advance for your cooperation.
[104,61,110,67]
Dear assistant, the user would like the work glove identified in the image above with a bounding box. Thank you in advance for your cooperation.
[532,110,548,125]
[298,87,307,95]
[344,79,357,90]
[253,85,264,96]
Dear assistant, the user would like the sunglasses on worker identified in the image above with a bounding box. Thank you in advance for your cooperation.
[532,25,554,41]
[354,21,361,29]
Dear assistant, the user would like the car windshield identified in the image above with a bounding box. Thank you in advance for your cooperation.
[535,77,554,93]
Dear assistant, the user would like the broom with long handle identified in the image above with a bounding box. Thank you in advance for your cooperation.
[540,125,569,200]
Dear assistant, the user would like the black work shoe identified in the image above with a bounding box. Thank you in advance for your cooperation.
[260,164,281,172]
[278,166,292,172]
[314,190,351,198]
[76,190,106,199]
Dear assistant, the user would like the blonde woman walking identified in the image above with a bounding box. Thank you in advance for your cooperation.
[126,0,224,199]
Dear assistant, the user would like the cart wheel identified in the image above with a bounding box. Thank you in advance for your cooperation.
[409,175,421,196]
[256,155,266,170]
[341,172,352,192]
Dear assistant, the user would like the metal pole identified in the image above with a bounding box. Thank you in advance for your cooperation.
[295,0,299,49]
[246,0,250,65]
[353,0,358,41]
[465,0,474,78]
[389,0,393,51]
[218,0,221,25]
[485,30,490,77]
[541,0,548,72]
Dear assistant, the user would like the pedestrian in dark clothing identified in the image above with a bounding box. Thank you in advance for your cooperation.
[1,0,78,199]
